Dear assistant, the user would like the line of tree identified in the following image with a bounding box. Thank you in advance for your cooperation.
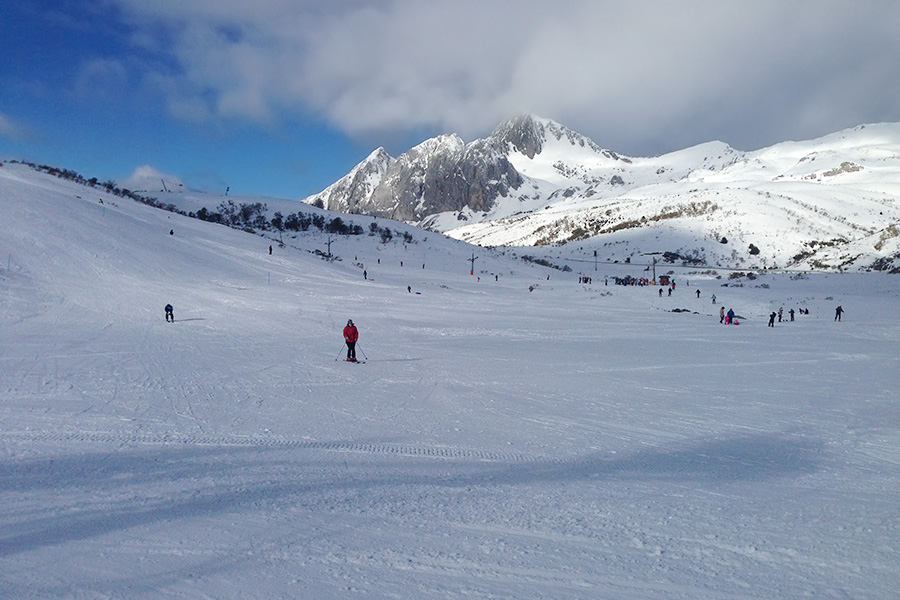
[17,160,415,245]
[193,201,413,242]
[18,161,185,215]
[194,202,371,237]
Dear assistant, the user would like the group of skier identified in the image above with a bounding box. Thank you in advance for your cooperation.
[160,244,848,355]
[646,282,844,327]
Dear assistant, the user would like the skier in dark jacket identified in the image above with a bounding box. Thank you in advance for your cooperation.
[165,304,174,322]
[768,311,776,327]
[343,319,359,361]
[835,305,844,321]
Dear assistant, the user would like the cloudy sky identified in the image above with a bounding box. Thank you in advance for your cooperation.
[2,0,899,198]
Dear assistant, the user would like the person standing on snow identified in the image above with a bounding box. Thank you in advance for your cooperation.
[768,311,777,327]
[719,306,725,323]
[165,304,174,322]
[835,305,844,321]
[343,319,359,362]
[726,308,735,325]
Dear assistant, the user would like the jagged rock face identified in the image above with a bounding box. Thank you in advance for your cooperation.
[313,148,392,214]
[492,114,619,160]
[492,114,545,158]
[366,135,523,221]
[309,116,564,222]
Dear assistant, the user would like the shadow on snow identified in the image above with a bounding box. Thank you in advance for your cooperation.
[0,433,821,556]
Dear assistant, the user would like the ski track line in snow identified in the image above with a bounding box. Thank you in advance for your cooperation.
[0,431,548,464]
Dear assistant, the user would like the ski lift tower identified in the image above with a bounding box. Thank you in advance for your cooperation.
[469,252,478,275]
[642,253,660,285]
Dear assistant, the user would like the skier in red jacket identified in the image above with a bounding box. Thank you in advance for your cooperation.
[343,319,359,362]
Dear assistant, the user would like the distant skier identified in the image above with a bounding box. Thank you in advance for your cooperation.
[343,319,359,362]
[363,270,367,279]
[269,245,272,255]
[768,311,776,327]
[719,306,725,323]
[789,308,795,321]
[696,289,701,298]
[778,307,783,322]
[726,308,735,325]
[835,305,844,321]
[711,294,716,304]
[165,304,174,322]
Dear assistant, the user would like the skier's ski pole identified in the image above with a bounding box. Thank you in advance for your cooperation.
[335,344,346,361]
[357,344,368,360]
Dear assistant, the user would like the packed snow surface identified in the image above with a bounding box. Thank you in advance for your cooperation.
[2,163,899,599]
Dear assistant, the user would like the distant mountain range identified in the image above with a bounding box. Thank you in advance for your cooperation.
[303,115,900,272]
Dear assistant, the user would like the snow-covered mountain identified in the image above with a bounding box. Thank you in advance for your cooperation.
[306,131,522,223]
[306,147,394,214]
[304,116,900,272]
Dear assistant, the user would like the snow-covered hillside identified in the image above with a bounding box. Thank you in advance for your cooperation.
[450,121,900,272]
[306,116,900,272]
[2,163,900,599]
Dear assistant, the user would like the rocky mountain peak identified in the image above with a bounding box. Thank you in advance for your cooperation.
[490,114,547,158]
[490,114,621,162]
[406,133,466,158]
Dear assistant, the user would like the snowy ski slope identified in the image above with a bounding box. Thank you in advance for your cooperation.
[2,163,899,599]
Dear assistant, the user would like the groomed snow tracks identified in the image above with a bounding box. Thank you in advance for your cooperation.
[1,431,546,464]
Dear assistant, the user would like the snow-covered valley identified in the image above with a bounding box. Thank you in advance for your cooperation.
[2,163,899,599]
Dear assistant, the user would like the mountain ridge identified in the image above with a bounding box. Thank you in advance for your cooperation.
[302,117,900,271]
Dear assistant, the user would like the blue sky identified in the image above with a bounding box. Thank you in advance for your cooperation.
[2,0,900,200]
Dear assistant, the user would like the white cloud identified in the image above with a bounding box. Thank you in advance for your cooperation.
[106,0,900,154]
[121,164,184,193]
